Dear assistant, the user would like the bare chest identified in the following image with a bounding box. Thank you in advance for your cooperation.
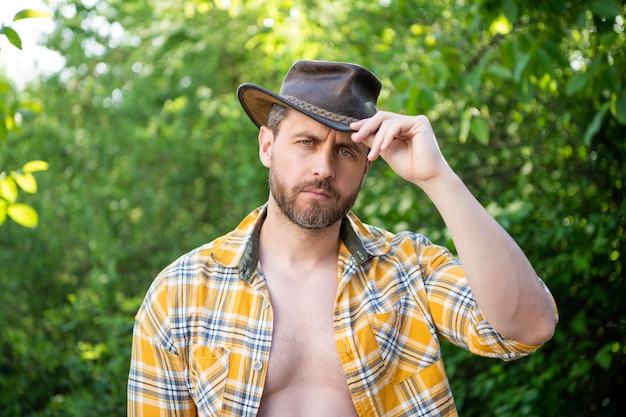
[259,267,355,411]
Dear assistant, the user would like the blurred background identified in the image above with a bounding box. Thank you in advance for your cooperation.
[0,0,624,416]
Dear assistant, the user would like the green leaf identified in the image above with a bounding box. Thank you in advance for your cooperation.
[594,343,614,370]
[542,39,568,67]
[0,79,11,93]
[0,176,18,203]
[417,87,436,114]
[614,91,626,125]
[12,172,37,193]
[0,26,22,50]
[7,203,38,228]
[583,101,610,145]
[0,120,7,140]
[487,64,513,80]
[13,9,53,21]
[513,52,530,82]
[589,0,620,18]
[22,160,49,173]
[535,47,556,79]
[470,116,490,145]
[465,49,496,93]
[502,0,519,23]
[571,310,587,335]
[565,73,589,96]
[511,38,531,82]
[569,359,592,378]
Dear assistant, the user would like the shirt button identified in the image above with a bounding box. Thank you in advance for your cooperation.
[252,360,264,371]
[262,300,270,309]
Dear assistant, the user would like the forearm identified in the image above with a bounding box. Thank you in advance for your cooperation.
[418,170,556,345]
[350,112,556,343]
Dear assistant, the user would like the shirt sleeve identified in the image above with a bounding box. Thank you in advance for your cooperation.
[128,279,197,416]
[418,242,553,360]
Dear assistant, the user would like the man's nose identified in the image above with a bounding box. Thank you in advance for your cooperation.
[312,149,336,179]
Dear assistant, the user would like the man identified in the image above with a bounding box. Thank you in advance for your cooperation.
[128,60,557,416]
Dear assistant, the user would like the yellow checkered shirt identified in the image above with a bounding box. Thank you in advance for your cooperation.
[129,205,552,416]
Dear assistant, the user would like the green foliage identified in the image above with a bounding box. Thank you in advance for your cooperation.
[1,0,624,415]
[0,8,52,228]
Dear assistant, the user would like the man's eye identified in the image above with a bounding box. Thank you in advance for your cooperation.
[339,148,353,157]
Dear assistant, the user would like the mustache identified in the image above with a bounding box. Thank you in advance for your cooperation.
[295,179,339,199]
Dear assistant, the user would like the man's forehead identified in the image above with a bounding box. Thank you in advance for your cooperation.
[283,110,356,139]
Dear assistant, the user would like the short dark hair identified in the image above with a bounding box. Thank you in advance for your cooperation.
[267,104,290,135]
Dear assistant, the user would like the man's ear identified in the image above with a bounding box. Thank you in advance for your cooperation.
[259,126,273,168]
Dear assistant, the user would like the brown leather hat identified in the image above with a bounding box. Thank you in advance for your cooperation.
[237,60,382,132]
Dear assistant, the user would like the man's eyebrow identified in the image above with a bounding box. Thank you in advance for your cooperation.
[337,139,368,155]
[292,131,367,155]
[293,132,321,141]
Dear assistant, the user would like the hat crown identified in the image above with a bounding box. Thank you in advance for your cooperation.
[279,60,381,122]
[237,60,382,132]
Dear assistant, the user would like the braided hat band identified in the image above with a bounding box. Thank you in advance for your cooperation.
[283,96,360,126]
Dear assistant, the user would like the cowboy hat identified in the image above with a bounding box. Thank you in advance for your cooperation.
[237,60,382,132]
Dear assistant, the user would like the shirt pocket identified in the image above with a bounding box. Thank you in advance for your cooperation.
[368,296,440,384]
[190,343,230,416]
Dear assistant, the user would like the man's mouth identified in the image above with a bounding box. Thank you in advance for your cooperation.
[302,188,332,200]
[298,181,338,200]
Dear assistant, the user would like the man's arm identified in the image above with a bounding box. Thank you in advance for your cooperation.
[351,112,557,346]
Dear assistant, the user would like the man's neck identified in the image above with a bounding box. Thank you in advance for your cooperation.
[259,202,342,273]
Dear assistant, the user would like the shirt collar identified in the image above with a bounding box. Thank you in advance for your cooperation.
[210,204,389,283]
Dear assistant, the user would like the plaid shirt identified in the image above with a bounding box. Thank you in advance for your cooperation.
[129,205,552,416]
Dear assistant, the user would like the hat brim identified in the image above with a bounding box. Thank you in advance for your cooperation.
[237,83,355,132]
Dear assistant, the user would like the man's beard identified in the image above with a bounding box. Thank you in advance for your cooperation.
[269,170,360,230]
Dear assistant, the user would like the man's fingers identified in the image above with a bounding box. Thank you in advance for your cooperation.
[352,114,406,161]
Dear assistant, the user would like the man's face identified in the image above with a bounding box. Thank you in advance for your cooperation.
[260,111,370,230]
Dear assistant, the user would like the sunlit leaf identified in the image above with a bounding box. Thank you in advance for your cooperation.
[0,26,22,50]
[4,114,16,131]
[13,9,53,21]
[7,203,38,228]
[490,15,512,35]
[0,176,18,203]
[23,160,49,173]
[19,99,44,114]
[459,109,471,144]
[0,200,6,225]
[12,172,37,193]
[614,91,626,125]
